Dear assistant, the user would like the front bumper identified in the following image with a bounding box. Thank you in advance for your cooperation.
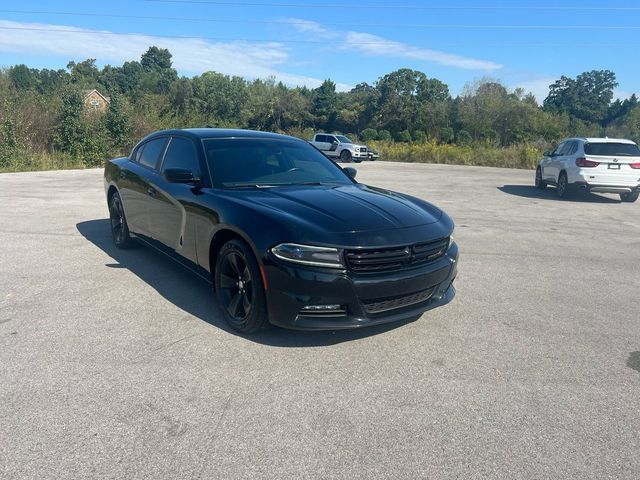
[262,242,458,330]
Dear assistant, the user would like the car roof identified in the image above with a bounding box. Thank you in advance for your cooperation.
[145,128,300,141]
[564,137,637,144]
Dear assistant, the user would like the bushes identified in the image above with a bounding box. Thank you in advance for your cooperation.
[361,128,377,142]
[368,141,540,169]
[396,129,412,142]
[377,129,392,141]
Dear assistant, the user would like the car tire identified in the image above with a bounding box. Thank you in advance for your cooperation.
[535,167,547,189]
[340,150,352,162]
[556,171,571,199]
[620,191,639,203]
[109,191,136,249]
[215,239,269,333]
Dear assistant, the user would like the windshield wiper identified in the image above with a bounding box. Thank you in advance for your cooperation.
[224,183,279,189]
[284,181,342,186]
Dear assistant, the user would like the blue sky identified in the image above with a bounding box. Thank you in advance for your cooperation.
[1,0,639,102]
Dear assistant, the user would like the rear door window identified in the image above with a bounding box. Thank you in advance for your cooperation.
[563,141,577,156]
[138,138,167,170]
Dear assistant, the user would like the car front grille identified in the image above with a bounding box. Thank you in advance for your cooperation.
[360,147,367,153]
[362,287,435,314]
[345,237,449,274]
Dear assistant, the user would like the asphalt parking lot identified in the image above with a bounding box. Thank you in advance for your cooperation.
[1,161,639,479]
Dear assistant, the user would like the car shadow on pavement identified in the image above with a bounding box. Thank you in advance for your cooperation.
[498,185,622,203]
[627,352,640,374]
[77,219,415,347]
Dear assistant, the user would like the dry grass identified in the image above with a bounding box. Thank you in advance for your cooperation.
[369,141,541,170]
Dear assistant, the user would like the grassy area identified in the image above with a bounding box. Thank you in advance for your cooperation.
[0,142,542,173]
[369,141,541,170]
[0,152,101,173]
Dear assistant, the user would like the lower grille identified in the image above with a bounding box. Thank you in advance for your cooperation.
[346,237,449,274]
[362,287,435,314]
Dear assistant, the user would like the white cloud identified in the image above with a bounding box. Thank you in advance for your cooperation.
[614,88,635,101]
[343,32,502,71]
[0,20,350,90]
[510,77,556,103]
[283,19,336,38]
[287,19,502,71]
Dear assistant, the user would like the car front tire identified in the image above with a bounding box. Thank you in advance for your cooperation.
[620,191,639,203]
[340,150,352,162]
[215,239,269,333]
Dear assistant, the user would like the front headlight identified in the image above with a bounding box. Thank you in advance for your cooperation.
[271,243,344,268]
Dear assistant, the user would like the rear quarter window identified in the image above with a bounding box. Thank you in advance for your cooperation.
[138,138,168,169]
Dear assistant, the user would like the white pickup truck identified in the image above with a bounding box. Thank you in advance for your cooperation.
[310,133,369,163]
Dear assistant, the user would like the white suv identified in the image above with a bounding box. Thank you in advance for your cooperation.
[536,137,640,202]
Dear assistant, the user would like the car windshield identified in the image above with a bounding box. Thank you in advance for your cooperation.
[584,142,640,157]
[204,138,353,188]
[336,135,353,144]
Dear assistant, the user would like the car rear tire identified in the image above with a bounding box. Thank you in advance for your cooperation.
[109,192,135,249]
[215,239,269,333]
[535,167,547,189]
[556,171,571,199]
[620,191,639,203]
[340,150,352,162]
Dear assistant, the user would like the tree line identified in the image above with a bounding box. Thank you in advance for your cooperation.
[1,45,640,170]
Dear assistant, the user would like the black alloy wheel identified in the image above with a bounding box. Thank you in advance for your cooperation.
[535,167,546,189]
[215,239,269,333]
[109,192,135,248]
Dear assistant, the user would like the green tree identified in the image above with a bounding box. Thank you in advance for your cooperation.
[313,79,338,130]
[8,65,39,90]
[376,68,450,137]
[105,93,132,152]
[67,59,100,87]
[54,89,87,155]
[543,70,618,125]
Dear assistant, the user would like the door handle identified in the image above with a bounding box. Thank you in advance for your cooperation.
[119,171,126,180]
[147,187,157,198]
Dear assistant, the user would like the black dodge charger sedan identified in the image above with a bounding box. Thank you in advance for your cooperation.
[104,129,458,332]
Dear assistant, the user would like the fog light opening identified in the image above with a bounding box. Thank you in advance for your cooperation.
[300,304,347,317]
[301,304,343,311]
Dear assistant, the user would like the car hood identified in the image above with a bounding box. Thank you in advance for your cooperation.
[219,184,443,234]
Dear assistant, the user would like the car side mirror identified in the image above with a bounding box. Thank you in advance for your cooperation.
[332,140,339,145]
[164,168,200,184]
[543,151,552,157]
[343,167,357,179]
